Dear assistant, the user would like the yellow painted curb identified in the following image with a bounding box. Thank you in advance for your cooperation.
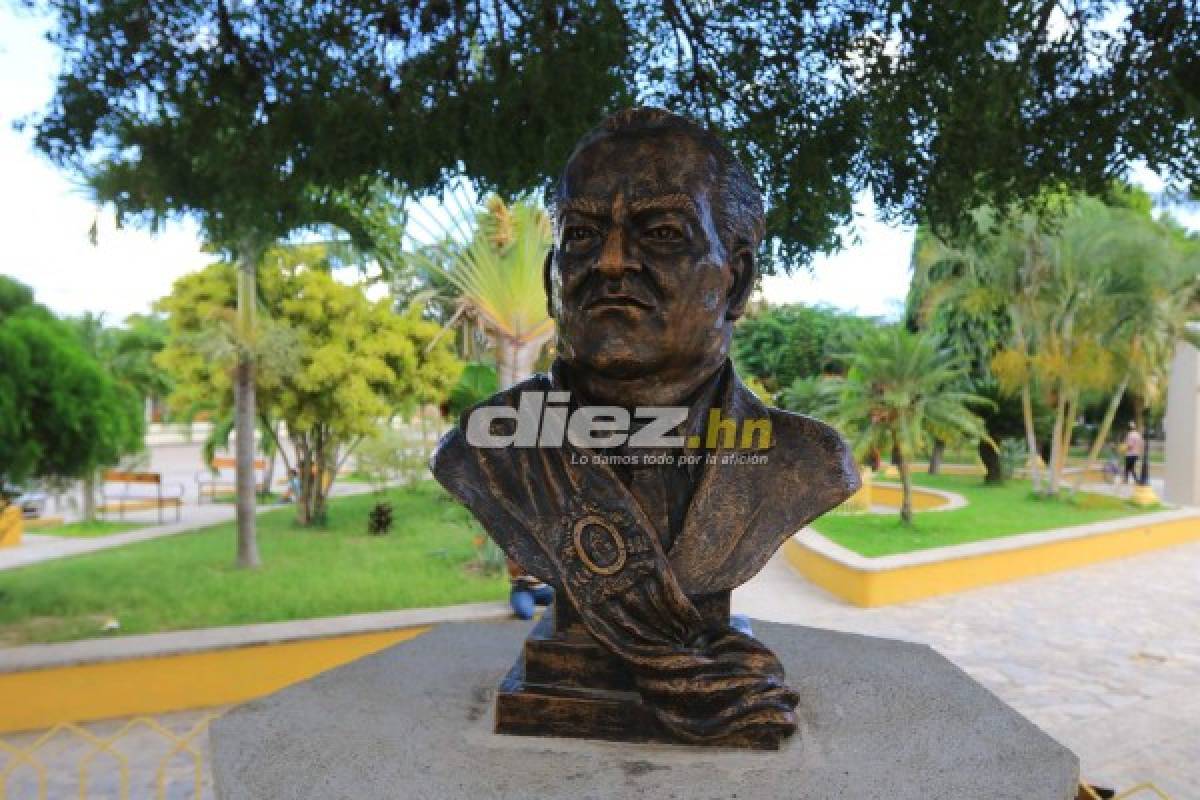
[0,626,428,733]
[870,484,951,511]
[0,507,20,549]
[785,514,1200,608]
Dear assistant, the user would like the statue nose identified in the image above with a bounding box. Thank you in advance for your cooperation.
[594,227,639,279]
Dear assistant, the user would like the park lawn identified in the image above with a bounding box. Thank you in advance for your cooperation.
[207,491,281,503]
[36,520,147,538]
[0,482,507,646]
[811,473,1150,558]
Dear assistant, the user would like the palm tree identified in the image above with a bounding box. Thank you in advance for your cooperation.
[1072,214,1200,489]
[913,194,1189,495]
[911,206,1054,492]
[826,328,992,524]
[407,195,554,388]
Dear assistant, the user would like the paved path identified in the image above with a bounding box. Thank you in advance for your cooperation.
[0,481,378,572]
[733,542,1200,796]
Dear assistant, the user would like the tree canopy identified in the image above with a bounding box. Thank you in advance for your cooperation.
[26,0,1200,268]
[0,276,143,494]
[155,246,462,523]
[732,303,878,393]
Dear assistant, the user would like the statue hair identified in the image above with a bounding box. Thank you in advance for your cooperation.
[551,107,766,263]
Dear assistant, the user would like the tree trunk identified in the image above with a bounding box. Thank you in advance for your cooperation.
[1132,393,1146,433]
[294,436,313,525]
[1138,435,1151,486]
[979,440,1003,484]
[928,439,945,475]
[1058,392,1077,481]
[496,332,551,389]
[1020,384,1043,493]
[312,428,330,525]
[82,471,97,523]
[260,417,279,497]
[1046,389,1067,496]
[898,449,913,525]
[234,242,262,568]
[1072,373,1128,493]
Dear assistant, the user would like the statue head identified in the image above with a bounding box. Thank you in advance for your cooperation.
[545,108,764,398]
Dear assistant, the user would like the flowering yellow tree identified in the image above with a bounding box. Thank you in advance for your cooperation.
[158,245,461,530]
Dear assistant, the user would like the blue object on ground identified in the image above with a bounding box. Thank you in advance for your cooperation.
[511,584,554,620]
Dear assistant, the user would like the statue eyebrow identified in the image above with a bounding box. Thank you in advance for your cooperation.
[559,194,699,218]
[558,197,609,216]
[627,194,699,217]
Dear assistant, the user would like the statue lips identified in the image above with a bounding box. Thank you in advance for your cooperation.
[582,286,656,316]
[585,295,653,315]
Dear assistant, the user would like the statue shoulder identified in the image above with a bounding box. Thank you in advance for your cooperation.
[765,406,860,495]
[431,373,554,469]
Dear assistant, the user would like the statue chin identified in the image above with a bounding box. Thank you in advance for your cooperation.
[567,351,658,382]
[563,344,732,406]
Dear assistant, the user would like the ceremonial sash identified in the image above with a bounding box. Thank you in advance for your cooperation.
[436,422,799,744]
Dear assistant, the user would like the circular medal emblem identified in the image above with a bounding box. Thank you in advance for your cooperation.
[572,514,627,576]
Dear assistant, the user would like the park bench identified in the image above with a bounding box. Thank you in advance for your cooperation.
[99,470,185,523]
[196,457,269,504]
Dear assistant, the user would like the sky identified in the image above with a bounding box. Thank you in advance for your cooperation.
[1,7,1193,325]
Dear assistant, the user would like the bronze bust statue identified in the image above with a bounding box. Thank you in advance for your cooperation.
[432,108,859,749]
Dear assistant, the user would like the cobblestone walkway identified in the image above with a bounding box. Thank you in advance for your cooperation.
[734,540,1200,796]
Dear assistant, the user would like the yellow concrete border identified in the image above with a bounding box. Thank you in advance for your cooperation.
[785,513,1200,608]
[0,626,427,734]
[0,507,20,549]
[908,463,986,477]
[869,484,953,511]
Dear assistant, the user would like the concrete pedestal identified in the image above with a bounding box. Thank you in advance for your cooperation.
[210,620,1078,800]
[1165,340,1200,506]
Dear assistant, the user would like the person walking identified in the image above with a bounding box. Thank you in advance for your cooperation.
[1122,422,1144,485]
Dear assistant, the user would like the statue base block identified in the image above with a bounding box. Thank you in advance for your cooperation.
[211,619,1079,800]
[495,613,778,749]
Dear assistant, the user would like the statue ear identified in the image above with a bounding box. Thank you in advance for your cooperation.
[725,241,756,321]
[542,248,557,319]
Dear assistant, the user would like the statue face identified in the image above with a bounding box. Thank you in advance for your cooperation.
[549,132,746,382]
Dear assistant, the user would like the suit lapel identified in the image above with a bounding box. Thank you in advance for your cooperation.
[668,371,771,581]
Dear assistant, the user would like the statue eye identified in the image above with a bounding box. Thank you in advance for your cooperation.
[644,225,683,242]
[564,225,597,243]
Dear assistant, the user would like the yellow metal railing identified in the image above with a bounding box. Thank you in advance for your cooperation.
[0,712,219,800]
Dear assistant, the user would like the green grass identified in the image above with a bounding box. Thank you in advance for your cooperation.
[812,473,1149,558]
[0,482,507,646]
[206,491,281,504]
[36,520,147,538]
